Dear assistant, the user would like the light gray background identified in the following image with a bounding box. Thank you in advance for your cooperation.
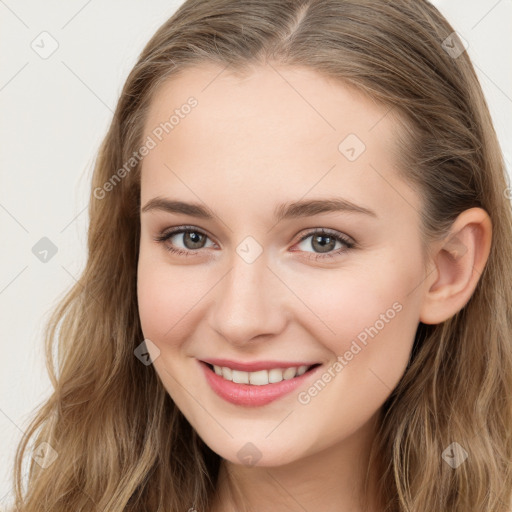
[1,0,511,505]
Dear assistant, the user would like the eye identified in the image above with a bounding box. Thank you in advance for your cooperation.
[293,228,355,261]
[154,226,355,261]
[153,226,216,256]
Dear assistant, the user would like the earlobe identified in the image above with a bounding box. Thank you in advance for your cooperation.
[419,207,492,325]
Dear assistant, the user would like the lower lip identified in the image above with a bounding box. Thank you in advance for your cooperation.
[199,360,321,407]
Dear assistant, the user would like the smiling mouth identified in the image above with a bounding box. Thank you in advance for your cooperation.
[204,362,321,386]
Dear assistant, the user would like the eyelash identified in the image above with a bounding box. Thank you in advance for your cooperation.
[153,225,356,261]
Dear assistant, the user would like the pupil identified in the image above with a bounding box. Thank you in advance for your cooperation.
[185,232,204,249]
[313,235,335,253]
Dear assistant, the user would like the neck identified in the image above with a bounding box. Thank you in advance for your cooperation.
[209,412,384,512]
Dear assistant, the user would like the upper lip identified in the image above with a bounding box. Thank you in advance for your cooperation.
[200,358,320,372]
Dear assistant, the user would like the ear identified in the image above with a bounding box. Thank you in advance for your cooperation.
[419,207,492,325]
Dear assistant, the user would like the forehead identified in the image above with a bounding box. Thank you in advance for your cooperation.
[140,62,420,222]
[144,62,393,146]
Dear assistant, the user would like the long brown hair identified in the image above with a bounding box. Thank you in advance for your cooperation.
[10,1,512,510]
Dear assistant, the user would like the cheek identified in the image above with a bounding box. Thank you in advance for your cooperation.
[136,253,208,410]
[137,250,208,344]
[298,253,422,366]
[291,261,421,440]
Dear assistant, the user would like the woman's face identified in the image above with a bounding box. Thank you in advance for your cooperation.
[137,62,428,466]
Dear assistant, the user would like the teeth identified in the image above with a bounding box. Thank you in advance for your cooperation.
[283,367,296,380]
[297,365,308,376]
[248,370,268,385]
[268,368,283,383]
[211,364,311,385]
[221,367,232,380]
[232,370,249,384]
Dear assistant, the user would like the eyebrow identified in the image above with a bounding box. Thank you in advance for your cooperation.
[141,196,377,220]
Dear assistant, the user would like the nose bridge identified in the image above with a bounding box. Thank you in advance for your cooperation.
[209,248,286,344]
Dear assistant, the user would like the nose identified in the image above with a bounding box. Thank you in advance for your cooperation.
[208,251,289,346]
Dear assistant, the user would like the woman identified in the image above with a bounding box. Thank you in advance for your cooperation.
[10,1,512,511]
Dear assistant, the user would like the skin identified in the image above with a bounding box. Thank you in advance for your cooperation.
[136,62,492,512]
